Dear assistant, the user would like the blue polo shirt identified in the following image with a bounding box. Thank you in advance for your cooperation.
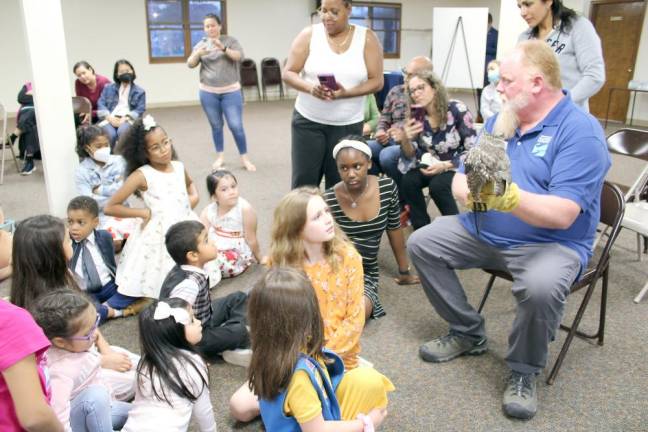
[459,91,611,270]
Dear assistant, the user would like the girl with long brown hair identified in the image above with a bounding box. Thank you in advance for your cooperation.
[248,267,393,431]
[229,187,370,423]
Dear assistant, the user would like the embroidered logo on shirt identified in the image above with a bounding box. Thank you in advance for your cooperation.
[532,135,552,157]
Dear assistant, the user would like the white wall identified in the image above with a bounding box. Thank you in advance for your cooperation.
[9,0,646,123]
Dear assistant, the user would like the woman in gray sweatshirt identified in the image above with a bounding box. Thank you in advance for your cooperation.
[518,0,605,111]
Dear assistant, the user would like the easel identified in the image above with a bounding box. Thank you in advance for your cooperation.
[439,16,480,114]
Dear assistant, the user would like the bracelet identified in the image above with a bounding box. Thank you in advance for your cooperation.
[398,266,411,276]
[357,414,375,432]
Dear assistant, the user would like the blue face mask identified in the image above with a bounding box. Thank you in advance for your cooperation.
[487,70,500,84]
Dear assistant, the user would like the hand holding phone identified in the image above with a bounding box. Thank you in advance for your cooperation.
[410,105,426,124]
[317,74,339,91]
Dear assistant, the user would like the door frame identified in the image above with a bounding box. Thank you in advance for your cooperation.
[589,0,647,121]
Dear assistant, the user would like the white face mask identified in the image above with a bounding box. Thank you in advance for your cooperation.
[92,146,111,163]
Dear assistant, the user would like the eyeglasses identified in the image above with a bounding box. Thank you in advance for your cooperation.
[401,67,410,76]
[409,83,428,95]
[66,313,100,341]
[317,7,342,20]
[147,138,172,154]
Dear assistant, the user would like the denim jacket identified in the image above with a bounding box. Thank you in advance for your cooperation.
[75,155,127,212]
[97,82,146,120]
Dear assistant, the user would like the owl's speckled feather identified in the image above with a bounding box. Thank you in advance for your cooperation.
[464,133,511,212]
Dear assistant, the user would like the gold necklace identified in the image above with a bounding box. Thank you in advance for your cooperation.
[343,178,369,209]
[327,25,352,48]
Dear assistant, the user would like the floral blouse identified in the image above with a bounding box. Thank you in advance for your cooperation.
[303,244,365,370]
[398,99,477,174]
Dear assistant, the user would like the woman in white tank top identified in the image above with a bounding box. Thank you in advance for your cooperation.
[283,0,384,189]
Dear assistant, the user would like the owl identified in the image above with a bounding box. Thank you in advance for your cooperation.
[464,132,511,212]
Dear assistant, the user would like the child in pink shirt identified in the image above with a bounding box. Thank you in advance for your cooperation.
[0,299,62,432]
[33,290,131,431]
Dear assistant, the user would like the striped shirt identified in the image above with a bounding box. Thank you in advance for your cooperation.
[323,177,401,318]
[160,265,212,324]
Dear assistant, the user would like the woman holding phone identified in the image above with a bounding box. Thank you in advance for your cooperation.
[283,0,384,189]
[187,13,255,172]
[394,71,476,230]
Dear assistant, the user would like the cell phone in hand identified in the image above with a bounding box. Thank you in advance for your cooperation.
[411,105,426,124]
[317,74,339,91]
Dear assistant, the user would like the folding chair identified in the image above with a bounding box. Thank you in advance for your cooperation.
[72,96,92,125]
[606,128,648,302]
[260,57,284,101]
[0,102,21,185]
[240,58,261,102]
[476,182,625,385]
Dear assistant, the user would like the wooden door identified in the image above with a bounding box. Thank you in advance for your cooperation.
[589,1,646,121]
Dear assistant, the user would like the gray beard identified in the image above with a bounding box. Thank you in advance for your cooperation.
[493,93,528,139]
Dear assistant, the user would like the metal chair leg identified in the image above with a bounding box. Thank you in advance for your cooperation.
[597,269,608,345]
[634,280,648,303]
[547,277,599,385]
[477,274,497,313]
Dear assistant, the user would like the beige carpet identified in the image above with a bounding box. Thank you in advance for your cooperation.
[1,100,647,431]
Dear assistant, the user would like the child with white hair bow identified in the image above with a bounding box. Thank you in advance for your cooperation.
[122,298,217,432]
[105,115,201,303]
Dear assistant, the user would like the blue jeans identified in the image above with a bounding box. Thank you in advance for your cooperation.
[102,122,131,149]
[69,385,132,432]
[367,139,401,177]
[199,89,248,154]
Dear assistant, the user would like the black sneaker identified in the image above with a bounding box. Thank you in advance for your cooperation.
[419,333,488,363]
[20,159,36,176]
[502,371,537,420]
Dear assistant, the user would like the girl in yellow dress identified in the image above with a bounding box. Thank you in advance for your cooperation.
[249,267,394,431]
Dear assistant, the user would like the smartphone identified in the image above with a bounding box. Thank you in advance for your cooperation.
[202,38,215,50]
[317,73,339,91]
[411,105,426,124]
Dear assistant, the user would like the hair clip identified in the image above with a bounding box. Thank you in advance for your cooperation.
[153,301,191,325]
[142,114,157,131]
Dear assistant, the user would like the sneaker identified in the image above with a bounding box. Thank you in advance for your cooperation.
[20,159,36,176]
[419,333,487,363]
[222,348,252,368]
[502,371,537,420]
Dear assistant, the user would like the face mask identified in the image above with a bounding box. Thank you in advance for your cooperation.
[118,73,133,83]
[92,147,111,163]
[487,70,500,84]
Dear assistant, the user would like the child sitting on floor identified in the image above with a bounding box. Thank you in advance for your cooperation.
[67,196,139,322]
[0,298,63,431]
[10,214,140,402]
[32,290,132,431]
[122,299,216,432]
[247,267,394,431]
[200,170,261,281]
[74,125,138,251]
[160,220,251,367]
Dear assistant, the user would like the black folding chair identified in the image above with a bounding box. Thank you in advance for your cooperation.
[476,182,625,385]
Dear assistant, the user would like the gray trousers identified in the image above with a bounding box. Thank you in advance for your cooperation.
[407,216,581,374]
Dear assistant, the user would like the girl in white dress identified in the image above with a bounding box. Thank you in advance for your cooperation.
[122,298,216,432]
[105,115,199,300]
[200,170,261,279]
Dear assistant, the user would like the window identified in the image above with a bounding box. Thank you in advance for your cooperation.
[350,2,401,58]
[145,0,227,63]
